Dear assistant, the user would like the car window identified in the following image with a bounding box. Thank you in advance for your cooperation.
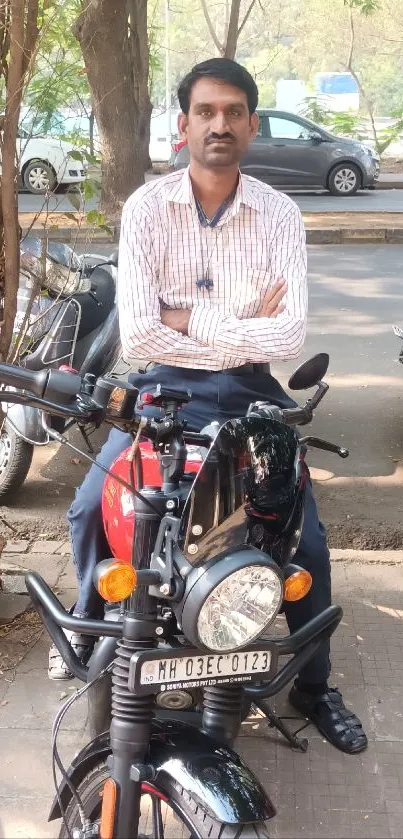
[255,114,269,139]
[269,116,312,141]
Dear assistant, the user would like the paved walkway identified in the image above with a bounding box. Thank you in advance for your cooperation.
[1,545,403,838]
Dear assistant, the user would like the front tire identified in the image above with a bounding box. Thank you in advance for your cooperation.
[59,761,270,839]
[0,422,34,500]
[23,160,57,194]
[328,163,361,196]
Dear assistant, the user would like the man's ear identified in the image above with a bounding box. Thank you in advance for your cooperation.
[178,112,188,139]
[249,111,259,141]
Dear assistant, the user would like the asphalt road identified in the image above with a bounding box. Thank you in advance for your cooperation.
[3,244,403,550]
[17,187,403,215]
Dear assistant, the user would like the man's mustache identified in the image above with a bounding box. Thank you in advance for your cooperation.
[205,133,236,144]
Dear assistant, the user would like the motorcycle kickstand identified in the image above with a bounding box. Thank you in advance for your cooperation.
[254,698,309,752]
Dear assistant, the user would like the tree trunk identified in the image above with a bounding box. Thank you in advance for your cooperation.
[0,0,39,363]
[201,0,257,60]
[224,0,241,58]
[74,0,152,222]
[0,0,24,363]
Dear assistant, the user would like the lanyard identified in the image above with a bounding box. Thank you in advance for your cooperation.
[195,184,237,229]
[195,184,238,289]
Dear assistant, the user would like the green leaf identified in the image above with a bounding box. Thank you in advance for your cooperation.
[67,192,82,211]
[68,150,84,162]
[82,151,101,165]
[86,209,103,225]
[64,212,80,224]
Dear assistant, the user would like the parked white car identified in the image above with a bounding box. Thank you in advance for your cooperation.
[16,130,86,194]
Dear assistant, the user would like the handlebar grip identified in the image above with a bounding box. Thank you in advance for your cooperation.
[0,363,84,408]
[0,363,49,398]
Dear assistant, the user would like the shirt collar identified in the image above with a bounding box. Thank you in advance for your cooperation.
[167,166,261,213]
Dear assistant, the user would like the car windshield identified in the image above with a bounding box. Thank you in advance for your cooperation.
[177,416,299,565]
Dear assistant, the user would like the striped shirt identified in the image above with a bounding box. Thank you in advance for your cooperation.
[118,167,307,371]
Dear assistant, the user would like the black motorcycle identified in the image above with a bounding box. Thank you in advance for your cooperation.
[0,239,120,499]
[0,355,344,839]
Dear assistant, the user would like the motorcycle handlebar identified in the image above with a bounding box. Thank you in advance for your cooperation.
[0,363,49,398]
[0,363,84,406]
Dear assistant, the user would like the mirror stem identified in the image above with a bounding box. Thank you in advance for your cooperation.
[305,381,329,412]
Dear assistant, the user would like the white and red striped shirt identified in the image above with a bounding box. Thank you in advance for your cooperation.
[118,167,307,371]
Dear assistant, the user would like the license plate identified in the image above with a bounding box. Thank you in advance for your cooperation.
[129,645,276,694]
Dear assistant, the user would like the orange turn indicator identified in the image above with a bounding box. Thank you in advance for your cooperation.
[95,559,137,602]
[283,570,312,602]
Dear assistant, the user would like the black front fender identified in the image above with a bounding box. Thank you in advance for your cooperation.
[49,719,275,825]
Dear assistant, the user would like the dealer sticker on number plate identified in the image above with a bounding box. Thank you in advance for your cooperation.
[129,647,275,694]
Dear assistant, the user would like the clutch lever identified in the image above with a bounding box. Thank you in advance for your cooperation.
[299,435,349,458]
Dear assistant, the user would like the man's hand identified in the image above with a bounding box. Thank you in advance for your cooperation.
[257,279,287,318]
[160,307,191,335]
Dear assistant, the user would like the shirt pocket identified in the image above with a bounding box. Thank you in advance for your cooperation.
[231,268,273,318]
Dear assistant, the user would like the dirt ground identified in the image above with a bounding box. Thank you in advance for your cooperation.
[381,157,403,174]
[1,420,403,552]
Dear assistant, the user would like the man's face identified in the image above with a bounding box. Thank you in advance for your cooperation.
[178,77,259,169]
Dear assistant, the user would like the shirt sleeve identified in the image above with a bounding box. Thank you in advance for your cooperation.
[188,203,308,362]
[117,194,216,363]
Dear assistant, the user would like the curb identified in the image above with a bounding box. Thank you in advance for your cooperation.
[330,549,403,564]
[306,227,403,244]
[19,224,403,246]
[2,545,403,571]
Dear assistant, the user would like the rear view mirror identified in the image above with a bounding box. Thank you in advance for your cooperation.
[108,249,119,268]
[309,131,322,142]
[288,353,329,391]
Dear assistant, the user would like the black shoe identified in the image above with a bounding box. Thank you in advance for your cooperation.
[289,685,368,754]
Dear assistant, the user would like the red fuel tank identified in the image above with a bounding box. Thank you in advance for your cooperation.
[102,442,204,563]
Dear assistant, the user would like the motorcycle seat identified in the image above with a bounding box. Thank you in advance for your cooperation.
[74,266,115,339]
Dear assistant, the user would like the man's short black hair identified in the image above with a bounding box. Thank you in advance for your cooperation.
[178,58,258,115]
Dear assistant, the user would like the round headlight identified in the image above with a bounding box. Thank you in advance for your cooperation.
[178,549,283,653]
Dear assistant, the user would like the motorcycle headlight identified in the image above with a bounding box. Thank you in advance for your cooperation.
[178,548,283,653]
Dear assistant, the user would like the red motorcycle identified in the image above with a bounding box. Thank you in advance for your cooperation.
[0,354,345,838]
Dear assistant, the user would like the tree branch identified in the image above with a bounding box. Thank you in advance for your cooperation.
[225,0,241,58]
[237,0,256,36]
[22,0,39,76]
[200,0,224,54]
[346,5,377,147]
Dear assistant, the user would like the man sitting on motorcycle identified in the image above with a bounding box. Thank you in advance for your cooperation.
[49,57,367,756]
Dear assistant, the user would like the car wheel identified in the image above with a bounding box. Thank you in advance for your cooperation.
[23,160,57,194]
[328,163,361,196]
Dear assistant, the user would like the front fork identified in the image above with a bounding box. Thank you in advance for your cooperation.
[106,496,161,839]
[202,684,244,745]
[108,630,156,838]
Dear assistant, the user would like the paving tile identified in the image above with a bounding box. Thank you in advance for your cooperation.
[30,541,64,555]
[13,553,68,588]
[3,541,30,554]
[2,560,403,839]
[56,540,72,555]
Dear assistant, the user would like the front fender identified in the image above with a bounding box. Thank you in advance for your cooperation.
[49,719,275,825]
[5,405,48,445]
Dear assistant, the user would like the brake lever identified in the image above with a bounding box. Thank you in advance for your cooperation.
[299,435,349,458]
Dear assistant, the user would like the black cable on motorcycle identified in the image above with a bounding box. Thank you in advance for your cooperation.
[51,663,114,839]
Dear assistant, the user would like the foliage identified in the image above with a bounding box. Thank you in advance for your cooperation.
[345,0,380,12]
[24,0,90,133]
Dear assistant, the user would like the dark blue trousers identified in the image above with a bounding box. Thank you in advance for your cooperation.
[68,365,331,684]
